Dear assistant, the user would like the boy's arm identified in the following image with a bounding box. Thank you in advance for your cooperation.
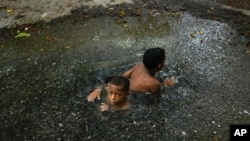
[122,67,134,78]
[87,85,102,102]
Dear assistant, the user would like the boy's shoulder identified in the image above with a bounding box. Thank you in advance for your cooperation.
[146,77,161,88]
[136,77,160,94]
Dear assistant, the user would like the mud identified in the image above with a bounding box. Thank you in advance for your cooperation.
[0,0,250,141]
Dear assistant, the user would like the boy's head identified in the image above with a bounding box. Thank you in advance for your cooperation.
[107,76,130,105]
[143,47,166,71]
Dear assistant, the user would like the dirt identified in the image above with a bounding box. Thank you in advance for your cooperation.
[0,0,133,28]
[215,0,250,10]
[1,0,250,29]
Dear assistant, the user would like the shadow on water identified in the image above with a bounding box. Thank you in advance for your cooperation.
[0,1,250,140]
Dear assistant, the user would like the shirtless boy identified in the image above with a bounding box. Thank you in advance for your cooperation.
[123,47,172,95]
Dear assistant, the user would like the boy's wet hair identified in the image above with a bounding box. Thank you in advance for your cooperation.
[106,76,130,92]
[143,48,165,70]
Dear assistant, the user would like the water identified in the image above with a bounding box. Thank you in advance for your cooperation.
[0,2,250,141]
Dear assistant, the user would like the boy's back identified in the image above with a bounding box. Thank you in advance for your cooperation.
[123,63,161,95]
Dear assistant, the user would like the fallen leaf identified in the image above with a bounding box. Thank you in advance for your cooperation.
[119,10,126,17]
[15,32,30,38]
[7,8,13,13]
[65,45,71,49]
[46,36,55,42]
[84,15,89,19]
[135,10,141,16]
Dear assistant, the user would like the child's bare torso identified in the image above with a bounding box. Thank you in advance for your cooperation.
[123,63,160,94]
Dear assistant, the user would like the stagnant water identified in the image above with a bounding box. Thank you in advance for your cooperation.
[0,2,250,141]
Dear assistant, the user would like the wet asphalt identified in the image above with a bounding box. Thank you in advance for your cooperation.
[0,0,250,140]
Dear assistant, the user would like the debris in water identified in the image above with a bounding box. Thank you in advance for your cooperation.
[142,3,148,8]
[107,7,114,11]
[190,33,195,38]
[181,131,187,136]
[58,123,63,127]
[243,110,249,115]
[199,30,204,35]
[123,24,128,28]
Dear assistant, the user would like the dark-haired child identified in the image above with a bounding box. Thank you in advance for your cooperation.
[87,76,130,112]
[122,47,175,95]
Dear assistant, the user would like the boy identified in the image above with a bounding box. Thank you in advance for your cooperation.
[87,76,130,112]
[122,47,175,95]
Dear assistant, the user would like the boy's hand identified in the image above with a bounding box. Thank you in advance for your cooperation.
[100,103,109,112]
[87,88,101,102]
[163,76,178,87]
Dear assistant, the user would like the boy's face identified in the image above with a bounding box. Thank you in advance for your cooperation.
[107,84,128,105]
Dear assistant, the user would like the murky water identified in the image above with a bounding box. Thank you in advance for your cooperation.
[1,2,250,141]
